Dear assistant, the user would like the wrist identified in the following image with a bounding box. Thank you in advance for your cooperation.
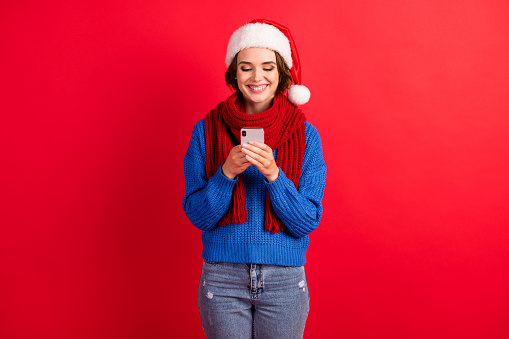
[221,165,236,180]
[266,168,280,183]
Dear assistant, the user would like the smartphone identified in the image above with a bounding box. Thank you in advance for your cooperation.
[241,128,264,145]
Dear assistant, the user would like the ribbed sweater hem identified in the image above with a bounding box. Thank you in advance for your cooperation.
[202,242,308,267]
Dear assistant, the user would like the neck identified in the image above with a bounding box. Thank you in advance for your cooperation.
[243,97,275,115]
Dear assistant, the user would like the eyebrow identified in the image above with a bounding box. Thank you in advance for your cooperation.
[238,61,277,66]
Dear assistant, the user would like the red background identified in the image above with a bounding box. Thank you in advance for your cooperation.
[2,1,509,338]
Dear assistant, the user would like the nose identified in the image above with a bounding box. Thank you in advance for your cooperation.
[253,68,263,82]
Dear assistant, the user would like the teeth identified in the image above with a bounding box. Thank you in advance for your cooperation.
[249,85,267,91]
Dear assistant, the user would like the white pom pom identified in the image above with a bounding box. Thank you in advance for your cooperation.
[287,85,310,105]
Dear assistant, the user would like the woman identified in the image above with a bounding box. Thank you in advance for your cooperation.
[183,19,327,338]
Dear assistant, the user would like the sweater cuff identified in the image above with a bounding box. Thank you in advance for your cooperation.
[199,166,238,214]
[215,165,238,184]
[265,167,292,192]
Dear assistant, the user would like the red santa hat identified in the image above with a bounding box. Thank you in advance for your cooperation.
[225,19,311,105]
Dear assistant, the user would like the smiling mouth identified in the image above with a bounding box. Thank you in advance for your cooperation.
[247,84,268,93]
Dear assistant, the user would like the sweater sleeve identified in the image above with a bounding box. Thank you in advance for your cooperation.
[182,119,238,231]
[265,122,327,238]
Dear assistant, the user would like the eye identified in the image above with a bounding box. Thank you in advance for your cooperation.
[241,68,252,72]
[263,67,275,71]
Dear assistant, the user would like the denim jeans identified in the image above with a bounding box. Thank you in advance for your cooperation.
[198,261,310,338]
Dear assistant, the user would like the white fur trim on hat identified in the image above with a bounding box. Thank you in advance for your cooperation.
[287,85,311,105]
[225,23,293,68]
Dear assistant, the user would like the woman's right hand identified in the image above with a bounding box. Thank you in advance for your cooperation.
[222,145,251,180]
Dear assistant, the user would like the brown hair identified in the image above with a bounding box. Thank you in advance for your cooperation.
[225,50,293,96]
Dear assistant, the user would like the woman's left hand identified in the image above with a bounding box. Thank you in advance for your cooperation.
[241,141,279,183]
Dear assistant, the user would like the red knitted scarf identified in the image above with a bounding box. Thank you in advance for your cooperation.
[205,93,306,233]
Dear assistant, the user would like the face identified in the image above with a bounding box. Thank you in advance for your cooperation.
[235,47,279,108]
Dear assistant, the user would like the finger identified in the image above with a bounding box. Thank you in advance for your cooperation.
[248,141,271,152]
[245,154,263,168]
[236,159,251,170]
[234,151,247,159]
[234,153,250,164]
[242,147,269,166]
[242,143,271,159]
[243,142,263,152]
[234,157,251,166]
[243,143,274,160]
[230,145,243,155]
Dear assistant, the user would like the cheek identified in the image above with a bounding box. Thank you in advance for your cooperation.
[235,72,248,94]
[236,70,247,83]
[271,73,279,88]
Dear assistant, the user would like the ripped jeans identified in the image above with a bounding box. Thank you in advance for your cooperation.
[197,261,310,339]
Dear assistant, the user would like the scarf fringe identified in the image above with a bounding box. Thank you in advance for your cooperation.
[218,178,248,226]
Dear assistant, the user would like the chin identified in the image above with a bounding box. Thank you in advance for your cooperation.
[250,94,272,102]
[241,89,276,104]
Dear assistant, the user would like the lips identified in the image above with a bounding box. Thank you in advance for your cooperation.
[247,84,268,93]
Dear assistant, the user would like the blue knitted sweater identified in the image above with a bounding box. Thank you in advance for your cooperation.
[183,119,326,266]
